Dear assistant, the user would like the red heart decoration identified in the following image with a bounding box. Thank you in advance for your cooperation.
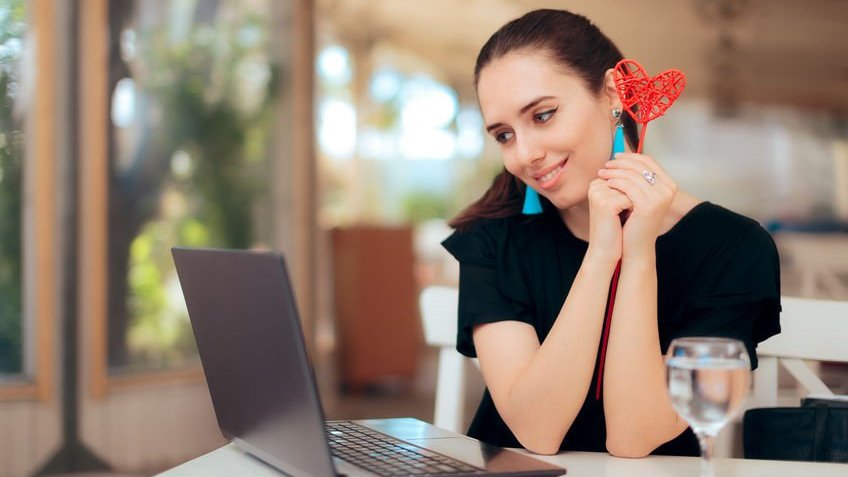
[614,59,686,125]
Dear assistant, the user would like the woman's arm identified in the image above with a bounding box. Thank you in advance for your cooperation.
[473,250,616,454]
[598,154,688,457]
[601,253,688,457]
[473,178,629,455]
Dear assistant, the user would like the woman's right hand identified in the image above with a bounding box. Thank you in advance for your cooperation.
[586,177,631,266]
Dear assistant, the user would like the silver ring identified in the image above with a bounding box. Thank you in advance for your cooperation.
[642,170,657,185]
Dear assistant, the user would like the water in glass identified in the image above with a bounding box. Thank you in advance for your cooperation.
[666,337,751,477]
[667,356,749,437]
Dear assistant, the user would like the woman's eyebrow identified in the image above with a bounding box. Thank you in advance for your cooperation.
[485,95,558,132]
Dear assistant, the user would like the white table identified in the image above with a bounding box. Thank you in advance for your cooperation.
[157,443,847,477]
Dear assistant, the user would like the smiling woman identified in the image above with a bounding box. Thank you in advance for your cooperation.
[442,8,781,458]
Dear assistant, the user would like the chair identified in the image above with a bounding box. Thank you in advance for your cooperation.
[742,296,848,461]
[419,286,479,433]
[420,290,848,429]
[773,233,848,298]
[750,296,848,408]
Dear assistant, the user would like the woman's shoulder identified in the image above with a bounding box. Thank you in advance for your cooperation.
[444,212,550,243]
[671,201,774,248]
[442,215,510,248]
[664,202,780,294]
[442,213,553,265]
[442,215,515,265]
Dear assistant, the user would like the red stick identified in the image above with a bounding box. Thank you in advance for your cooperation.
[636,123,649,154]
[595,261,621,399]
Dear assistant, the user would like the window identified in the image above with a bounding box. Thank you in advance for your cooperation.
[104,0,279,373]
[0,0,26,377]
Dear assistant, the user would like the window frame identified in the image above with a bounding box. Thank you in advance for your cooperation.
[0,0,58,403]
[76,0,206,399]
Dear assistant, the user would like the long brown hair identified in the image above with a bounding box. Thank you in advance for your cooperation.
[449,9,639,230]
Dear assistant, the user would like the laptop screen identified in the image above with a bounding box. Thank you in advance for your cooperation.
[173,247,337,477]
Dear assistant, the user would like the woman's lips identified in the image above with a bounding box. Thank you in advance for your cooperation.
[534,158,568,190]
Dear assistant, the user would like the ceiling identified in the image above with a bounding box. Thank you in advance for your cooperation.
[316,0,848,114]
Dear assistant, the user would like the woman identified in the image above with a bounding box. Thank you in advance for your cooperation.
[442,9,781,457]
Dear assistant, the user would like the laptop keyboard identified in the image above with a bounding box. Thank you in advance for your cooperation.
[326,421,484,476]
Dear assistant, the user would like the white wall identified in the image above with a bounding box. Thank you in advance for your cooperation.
[80,382,225,474]
[0,400,61,477]
[0,381,223,477]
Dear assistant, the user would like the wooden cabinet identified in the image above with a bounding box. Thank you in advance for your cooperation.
[330,226,421,390]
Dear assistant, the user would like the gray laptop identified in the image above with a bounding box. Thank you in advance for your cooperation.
[172,247,565,477]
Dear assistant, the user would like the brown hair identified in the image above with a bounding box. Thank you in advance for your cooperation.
[449,9,638,230]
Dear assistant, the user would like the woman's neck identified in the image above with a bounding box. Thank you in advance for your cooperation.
[558,201,591,242]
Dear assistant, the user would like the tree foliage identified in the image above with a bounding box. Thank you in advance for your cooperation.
[0,0,26,374]
[107,2,277,369]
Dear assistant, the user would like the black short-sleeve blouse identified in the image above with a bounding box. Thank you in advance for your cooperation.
[442,201,781,455]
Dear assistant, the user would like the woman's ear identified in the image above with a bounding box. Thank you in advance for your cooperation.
[603,68,621,109]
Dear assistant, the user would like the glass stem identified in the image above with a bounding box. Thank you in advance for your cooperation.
[697,432,715,477]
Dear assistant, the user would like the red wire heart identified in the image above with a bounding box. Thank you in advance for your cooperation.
[614,59,686,125]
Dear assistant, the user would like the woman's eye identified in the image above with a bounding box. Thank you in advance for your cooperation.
[495,131,514,144]
[534,108,557,123]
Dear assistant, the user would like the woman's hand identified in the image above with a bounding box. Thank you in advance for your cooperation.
[597,153,677,262]
[586,176,632,266]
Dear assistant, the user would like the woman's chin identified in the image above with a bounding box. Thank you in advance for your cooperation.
[545,197,567,211]
[545,190,583,211]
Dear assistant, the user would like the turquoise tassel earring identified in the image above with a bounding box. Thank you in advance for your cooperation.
[522,187,543,215]
[612,108,625,157]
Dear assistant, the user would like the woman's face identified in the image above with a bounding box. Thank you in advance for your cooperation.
[477,50,620,210]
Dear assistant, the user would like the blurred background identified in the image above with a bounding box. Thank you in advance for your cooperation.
[0,0,846,475]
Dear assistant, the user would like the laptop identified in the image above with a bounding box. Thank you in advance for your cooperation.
[172,247,565,477]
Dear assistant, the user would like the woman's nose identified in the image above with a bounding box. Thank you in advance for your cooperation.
[515,135,544,166]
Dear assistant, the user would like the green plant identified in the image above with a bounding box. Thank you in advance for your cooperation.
[106,3,277,369]
[0,0,26,374]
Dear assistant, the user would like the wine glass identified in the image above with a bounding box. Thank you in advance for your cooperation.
[666,337,750,477]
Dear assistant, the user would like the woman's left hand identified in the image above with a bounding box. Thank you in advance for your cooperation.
[597,153,677,262]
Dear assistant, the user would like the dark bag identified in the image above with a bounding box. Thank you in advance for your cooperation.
[743,396,848,462]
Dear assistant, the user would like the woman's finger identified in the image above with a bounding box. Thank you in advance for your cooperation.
[608,154,674,187]
[589,178,633,214]
[600,168,673,206]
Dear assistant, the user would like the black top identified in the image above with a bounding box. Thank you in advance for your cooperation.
[442,201,781,455]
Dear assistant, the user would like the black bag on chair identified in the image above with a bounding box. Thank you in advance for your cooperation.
[743,397,848,462]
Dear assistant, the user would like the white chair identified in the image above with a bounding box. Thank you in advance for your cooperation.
[774,233,848,298]
[750,295,848,408]
[715,296,848,457]
[419,286,479,433]
[419,289,848,449]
